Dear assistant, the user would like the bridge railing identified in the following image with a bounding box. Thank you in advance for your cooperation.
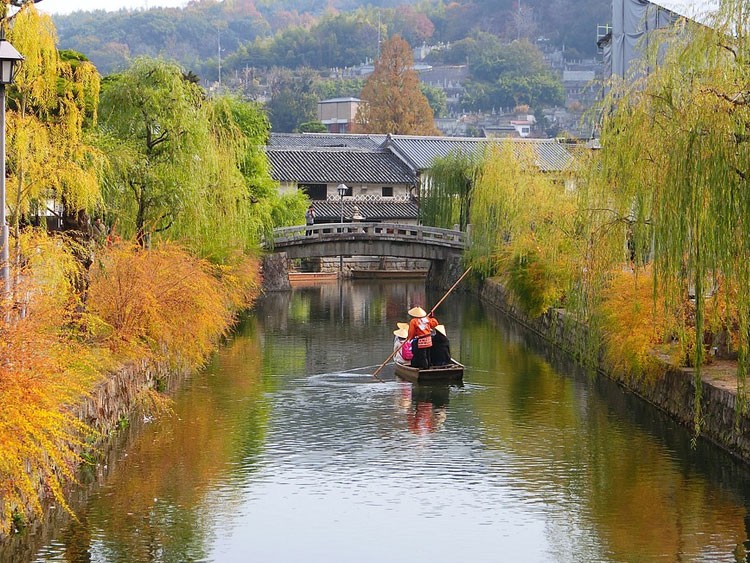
[269,222,467,249]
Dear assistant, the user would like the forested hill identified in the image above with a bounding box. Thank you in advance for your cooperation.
[52,0,609,79]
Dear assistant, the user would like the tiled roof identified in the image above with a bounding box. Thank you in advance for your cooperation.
[269,133,385,150]
[383,135,574,173]
[267,132,575,173]
[311,200,418,222]
[266,147,416,185]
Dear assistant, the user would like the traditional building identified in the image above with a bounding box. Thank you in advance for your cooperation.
[267,132,576,223]
[266,138,418,224]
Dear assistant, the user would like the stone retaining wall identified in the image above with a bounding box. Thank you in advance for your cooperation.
[479,277,750,464]
[1,359,188,542]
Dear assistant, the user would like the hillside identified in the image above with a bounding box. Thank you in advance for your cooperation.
[51,0,610,80]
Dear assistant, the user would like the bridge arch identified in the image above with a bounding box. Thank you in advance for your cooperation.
[268,222,467,261]
[262,222,468,291]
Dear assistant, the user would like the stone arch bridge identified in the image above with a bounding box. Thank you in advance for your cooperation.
[263,222,469,290]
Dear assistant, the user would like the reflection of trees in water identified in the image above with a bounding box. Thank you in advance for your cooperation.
[464,294,750,562]
[256,281,447,375]
[47,324,270,562]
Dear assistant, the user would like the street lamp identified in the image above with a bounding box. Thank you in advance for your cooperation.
[336,183,347,276]
[337,183,347,224]
[0,35,23,298]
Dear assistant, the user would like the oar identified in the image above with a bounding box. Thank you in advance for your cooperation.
[371,265,473,380]
[427,266,473,317]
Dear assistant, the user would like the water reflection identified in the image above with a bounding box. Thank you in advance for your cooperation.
[7,280,750,562]
[392,383,454,435]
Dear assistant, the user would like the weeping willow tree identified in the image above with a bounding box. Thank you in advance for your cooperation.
[593,0,750,430]
[6,6,103,223]
[4,5,104,308]
[421,150,479,230]
[467,142,577,317]
[99,58,301,260]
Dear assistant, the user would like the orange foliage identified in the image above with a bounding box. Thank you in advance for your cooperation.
[0,231,105,535]
[0,235,261,536]
[87,242,258,369]
[599,266,684,379]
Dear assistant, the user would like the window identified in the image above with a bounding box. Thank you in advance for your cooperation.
[300,184,327,200]
[382,186,394,197]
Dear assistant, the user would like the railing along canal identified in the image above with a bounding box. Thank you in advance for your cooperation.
[268,222,467,250]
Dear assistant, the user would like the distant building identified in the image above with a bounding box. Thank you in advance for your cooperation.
[317,97,360,134]
[562,69,597,105]
[418,65,468,113]
[266,136,418,224]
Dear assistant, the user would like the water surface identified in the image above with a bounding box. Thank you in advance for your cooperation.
[9,280,750,562]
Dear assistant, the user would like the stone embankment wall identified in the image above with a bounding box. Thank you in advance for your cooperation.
[480,278,750,465]
[76,360,184,432]
[1,359,185,543]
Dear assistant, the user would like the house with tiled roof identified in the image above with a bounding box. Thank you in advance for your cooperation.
[266,144,419,224]
[381,134,574,174]
[267,132,576,223]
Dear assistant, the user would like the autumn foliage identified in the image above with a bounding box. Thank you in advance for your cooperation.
[597,267,684,380]
[0,236,260,535]
[354,35,440,136]
[0,231,105,534]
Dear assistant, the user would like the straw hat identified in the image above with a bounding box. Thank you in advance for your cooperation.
[435,324,447,336]
[393,327,408,339]
[408,306,427,318]
[396,322,409,330]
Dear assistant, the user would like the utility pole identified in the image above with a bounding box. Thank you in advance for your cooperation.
[517,0,521,41]
[218,30,222,88]
[377,11,381,59]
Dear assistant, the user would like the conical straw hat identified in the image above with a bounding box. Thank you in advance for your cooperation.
[408,306,427,318]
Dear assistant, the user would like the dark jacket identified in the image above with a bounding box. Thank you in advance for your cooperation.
[430,330,452,366]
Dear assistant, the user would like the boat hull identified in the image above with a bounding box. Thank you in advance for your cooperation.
[394,361,464,383]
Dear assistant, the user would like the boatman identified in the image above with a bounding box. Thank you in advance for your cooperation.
[407,306,438,368]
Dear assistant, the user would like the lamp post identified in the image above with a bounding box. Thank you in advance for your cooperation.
[336,183,347,276]
[0,36,23,299]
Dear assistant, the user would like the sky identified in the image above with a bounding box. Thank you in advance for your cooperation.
[36,0,191,15]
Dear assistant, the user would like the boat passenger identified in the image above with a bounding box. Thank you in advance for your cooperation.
[407,306,438,368]
[393,327,412,364]
[430,324,452,366]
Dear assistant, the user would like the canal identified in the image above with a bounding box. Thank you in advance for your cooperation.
[9,280,750,562]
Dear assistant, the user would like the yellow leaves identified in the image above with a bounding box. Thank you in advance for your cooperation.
[8,4,59,113]
[4,5,103,229]
[0,231,104,535]
[469,141,577,308]
[0,232,261,535]
[599,267,682,379]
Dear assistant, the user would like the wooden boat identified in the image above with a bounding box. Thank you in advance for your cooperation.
[394,360,464,383]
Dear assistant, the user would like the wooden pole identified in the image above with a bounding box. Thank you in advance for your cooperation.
[371,266,473,380]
